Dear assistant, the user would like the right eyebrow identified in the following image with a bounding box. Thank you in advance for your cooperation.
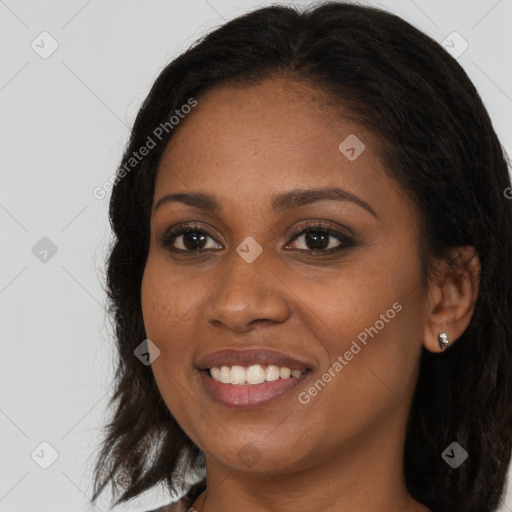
[153,192,222,214]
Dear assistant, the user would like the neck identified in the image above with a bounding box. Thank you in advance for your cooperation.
[190,408,431,512]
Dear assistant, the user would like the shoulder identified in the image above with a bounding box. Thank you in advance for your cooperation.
[144,497,190,512]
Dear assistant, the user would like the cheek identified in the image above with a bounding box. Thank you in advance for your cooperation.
[140,255,203,394]
[284,251,421,352]
[140,257,205,431]
[141,254,199,342]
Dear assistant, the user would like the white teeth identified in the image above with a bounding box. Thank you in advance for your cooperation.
[279,367,291,379]
[210,367,221,381]
[220,366,231,384]
[230,365,246,384]
[246,365,266,384]
[265,365,280,381]
[209,364,306,385]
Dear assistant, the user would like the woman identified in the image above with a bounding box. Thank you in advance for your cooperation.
[89,2,512,512]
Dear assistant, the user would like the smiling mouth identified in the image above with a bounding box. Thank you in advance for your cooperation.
[207,363,308,385]
[198,364,312,408]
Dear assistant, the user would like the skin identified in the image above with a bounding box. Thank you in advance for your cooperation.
[141,76,480,512]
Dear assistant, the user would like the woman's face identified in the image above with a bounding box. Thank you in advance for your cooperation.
[141,77,430,475]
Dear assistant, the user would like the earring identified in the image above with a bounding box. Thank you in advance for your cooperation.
[438,332,450,350]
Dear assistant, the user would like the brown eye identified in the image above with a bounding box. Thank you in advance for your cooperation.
[287,223,356,253]
[159,225,223,252]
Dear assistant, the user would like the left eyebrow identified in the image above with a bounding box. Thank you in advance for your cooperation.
[152,186,377,218]
[271,186,377,218]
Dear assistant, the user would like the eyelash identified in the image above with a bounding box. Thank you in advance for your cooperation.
[288,222,356,253]
[159,222,356,256]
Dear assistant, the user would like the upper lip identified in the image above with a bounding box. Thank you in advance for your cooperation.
[195,348,313,371]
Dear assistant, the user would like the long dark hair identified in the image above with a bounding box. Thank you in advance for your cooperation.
[90,3,512,511]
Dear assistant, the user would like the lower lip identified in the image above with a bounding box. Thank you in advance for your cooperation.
[199,370,311,408]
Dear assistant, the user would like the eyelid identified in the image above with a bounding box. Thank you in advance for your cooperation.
[287,220,355,239]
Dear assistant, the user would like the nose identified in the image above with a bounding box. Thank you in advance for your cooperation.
[203,251,291,333]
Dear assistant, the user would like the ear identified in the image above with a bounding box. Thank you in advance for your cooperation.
[423,246,480,353]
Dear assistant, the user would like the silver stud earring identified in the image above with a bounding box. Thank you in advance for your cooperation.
[438,332,450,350]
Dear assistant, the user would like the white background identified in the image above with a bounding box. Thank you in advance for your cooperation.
[1,0,511,511]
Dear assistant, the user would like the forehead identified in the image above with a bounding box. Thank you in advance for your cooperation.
[155,77,386,194]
